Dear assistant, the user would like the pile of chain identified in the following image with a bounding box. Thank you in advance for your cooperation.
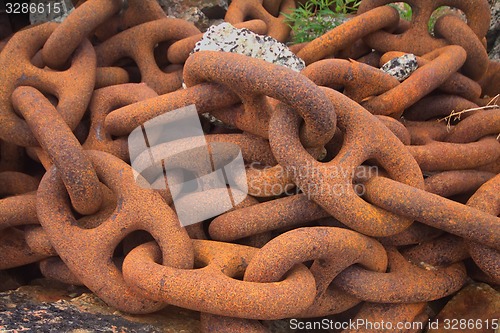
[0,0,499,331]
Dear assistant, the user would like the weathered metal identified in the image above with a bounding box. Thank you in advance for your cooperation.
[0,0,498,330]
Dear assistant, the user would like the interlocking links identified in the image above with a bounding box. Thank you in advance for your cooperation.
[184,51,336,147]
[42,0,124,69]
[466,174,500,283]
[478,60,500,100]
[0,23,96,147]
[434,15,489,81]
[404,95,479,121]
[0,193,37,230]
[83,83,158,161]
[167,20,268,65]
[401,234,469,268]
[0,170,41,269]
[209,194,329,241]
[95,18,201,94]
[37,150,193,313]
[424,170,496,198]
[39,257,82,286]
[361,46,467,117]
[333,247,467,302]
[269,87,423,237]
[0,183,44,269]
[379,50,481,101]
[378,222,442,247]
[362,176,500,250]
[302,58,399,103]
[244,227,387,317]
[296,6,399,65]
[105,84,240,137]
[358,0,490,55]
[122,239,316,319]
[0,171,38,196]
[13,86,103,215]
[0,228,49,270]
[95,67,130,89]
[225,0,294,42]
[93,0,167,41]
[406,121,500,171]
[445,108,500,143]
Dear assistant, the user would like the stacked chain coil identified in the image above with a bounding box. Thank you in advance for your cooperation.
[0,0,498,332]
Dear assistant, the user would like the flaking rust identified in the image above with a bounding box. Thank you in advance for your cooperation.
[0,0,498,332]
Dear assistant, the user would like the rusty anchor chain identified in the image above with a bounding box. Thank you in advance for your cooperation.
[0,0,499,331]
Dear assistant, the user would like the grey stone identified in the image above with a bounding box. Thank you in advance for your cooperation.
[381,53,418,82]
[192,22,305,72]
[29,0,74,25]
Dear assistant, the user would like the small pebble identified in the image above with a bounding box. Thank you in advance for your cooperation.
[381,53,418,81]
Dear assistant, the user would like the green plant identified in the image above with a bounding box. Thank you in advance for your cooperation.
[388,2,412,21]
[428,6,452,34]
[283,0,361,44]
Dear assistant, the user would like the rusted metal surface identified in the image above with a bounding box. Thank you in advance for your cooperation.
[0,0,498,331]
[358,0,490,55]
[95,18,200,94]
[333,247,467,303]
[83,83,158,160]
[269,87,423,236]
[42,0,124,69]
[0,23,96,147]
[122,239,316,319]
[225,0,294,42]
[466,174,500,283]
[297,6,399,65]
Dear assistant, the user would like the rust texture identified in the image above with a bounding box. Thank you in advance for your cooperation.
[0,0,498,331]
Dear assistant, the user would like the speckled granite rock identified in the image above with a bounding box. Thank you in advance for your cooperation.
[0,282,200,332]
[381,53,418,82]
[192,22,305,71]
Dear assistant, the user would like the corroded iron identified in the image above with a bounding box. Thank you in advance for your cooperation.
[297,6,399,65]
[37,150,194,313]
[269,87,423,236]
[95,18,201,94]
[358,0,490,55]
[122,239,316,319]
[42,0,124,69]
[406,120,500,171]
[362,46,468,117]
[466,174,500,283]
[0,23,95,147]
[83,83,158,160]
[333,247,467,303]
[184,51,337,147]
[0,0,499,330]
[225,0,294,42]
